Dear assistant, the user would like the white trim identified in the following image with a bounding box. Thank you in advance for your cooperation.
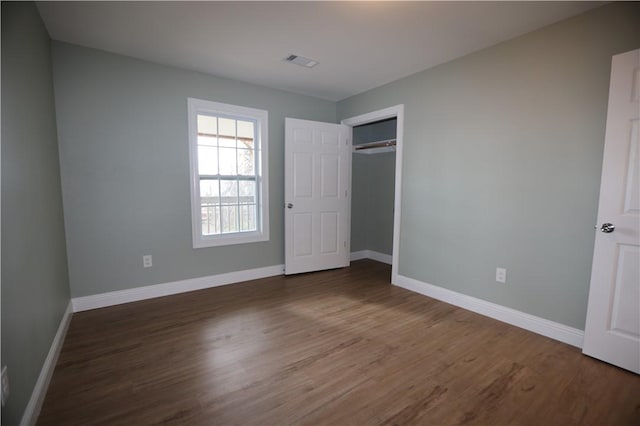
[341,105,404,285]
[20,302,73,426]
[341,105,402,127]
[72,264,284,312]
[187,97,269,249]
[350,250,392,265]
[394,274,584,348]
[350,250,369,261]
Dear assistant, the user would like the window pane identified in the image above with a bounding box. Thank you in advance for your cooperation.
[198,135,217,147]
[238,139,254,150]
[201,205,220,236]
[220,180,238,205]
[218,135,236,148]
[201,180,221,235]
[239,204,256,231]
[197,115,217,136]
[200,179,220,203]
[219,147,237,175]
[198,145,218,175]
[218,118,236,139]
[239,181,256,231]
[237,149,255,175]
[237,120,253,138]
[221,205,238,233]
[239,180,256,204]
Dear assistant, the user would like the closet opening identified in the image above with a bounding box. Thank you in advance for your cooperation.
[342,105,404,283]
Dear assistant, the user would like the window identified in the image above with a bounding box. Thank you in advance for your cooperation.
[188,98,269,248]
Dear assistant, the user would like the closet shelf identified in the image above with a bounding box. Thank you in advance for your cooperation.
[353,138,396,155]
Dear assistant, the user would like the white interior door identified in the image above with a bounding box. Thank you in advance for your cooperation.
[583,49,640,374]
[285,118,351,275]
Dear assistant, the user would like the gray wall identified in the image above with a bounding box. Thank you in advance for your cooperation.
[351,120,396,255]
[338,2,640,330]
[51,42,336,297]
[350,156,369,253]
[1,3,71,425]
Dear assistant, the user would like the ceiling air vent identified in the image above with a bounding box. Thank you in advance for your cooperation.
[285,54,318,68]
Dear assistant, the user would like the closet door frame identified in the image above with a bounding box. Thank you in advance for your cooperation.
[341,104,404,283]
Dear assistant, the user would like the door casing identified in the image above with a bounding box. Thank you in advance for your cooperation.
[341,105,405,283]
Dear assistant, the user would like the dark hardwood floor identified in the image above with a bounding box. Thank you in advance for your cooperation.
[38,260,640,425]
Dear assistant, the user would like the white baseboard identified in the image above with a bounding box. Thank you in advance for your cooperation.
[20,301,73,426]
[350,250,369,261]
[394,274,584,348]
[72,264,285,312]
[350,250,393,265]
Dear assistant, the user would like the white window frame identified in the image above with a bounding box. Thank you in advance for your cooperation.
[187,97,269,248]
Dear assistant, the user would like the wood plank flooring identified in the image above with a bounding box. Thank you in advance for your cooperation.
[38,260,640,425]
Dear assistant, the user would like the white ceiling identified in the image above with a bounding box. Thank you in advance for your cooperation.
[37,1,602,101]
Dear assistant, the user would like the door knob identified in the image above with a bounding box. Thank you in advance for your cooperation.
[599,223,615,233]
[287,203,294,209]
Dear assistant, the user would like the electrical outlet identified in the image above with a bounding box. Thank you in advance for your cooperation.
[1,366,9,407]
[143,255,152,268]
[496,267,507,284]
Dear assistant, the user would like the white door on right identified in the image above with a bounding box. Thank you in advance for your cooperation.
[583,49,640,374]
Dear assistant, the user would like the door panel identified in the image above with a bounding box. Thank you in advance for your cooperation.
[285,118,350,275]
[293,213,313,257]
[609,244,639,338]
[583,49,640,374]
[293,153,313,197]
[321,130,339,145]
[320,212,339,254]
[623,120,639,213]
[321,154,340,197]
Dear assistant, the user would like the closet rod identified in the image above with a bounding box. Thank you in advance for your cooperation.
[353,138,396,151]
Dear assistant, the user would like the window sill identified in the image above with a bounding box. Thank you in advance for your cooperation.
[193,231,269,248]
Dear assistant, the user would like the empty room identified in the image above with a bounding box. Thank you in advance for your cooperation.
[2,1,640,425]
